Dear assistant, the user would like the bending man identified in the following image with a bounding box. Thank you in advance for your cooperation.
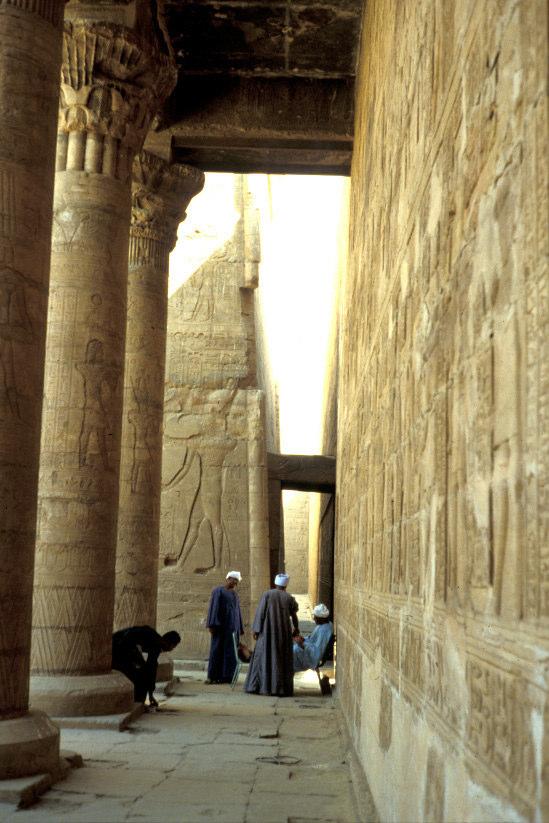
[112,625,181,706]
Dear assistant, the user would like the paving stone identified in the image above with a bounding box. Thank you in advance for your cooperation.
[129,801,248,822]
[52,766,167,798]
[173,759,258,783]
[9,683,366,822]
[247,789,358,823]
[253,764,353,796]
[279,719,338,740]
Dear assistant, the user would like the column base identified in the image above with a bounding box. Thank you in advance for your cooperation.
[30,671,133,718]
[156,652,174,682]
[0,711,59,781]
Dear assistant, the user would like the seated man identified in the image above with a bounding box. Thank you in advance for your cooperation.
[112,625,181,706]
[293,604,333,672]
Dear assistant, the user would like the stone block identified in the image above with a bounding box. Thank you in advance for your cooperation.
[30,672,134,719]
[0,712,59,781]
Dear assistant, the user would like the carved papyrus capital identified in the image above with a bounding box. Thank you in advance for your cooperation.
[129,152,205,264]
[56,22,176,176]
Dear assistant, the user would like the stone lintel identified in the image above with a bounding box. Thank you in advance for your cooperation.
[147,76,353,175]
[172,143,351,176]
[267,453,336,493]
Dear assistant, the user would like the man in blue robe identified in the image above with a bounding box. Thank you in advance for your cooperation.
[293,603,333,672]
[245,573,299,696]
[205,571,244,683]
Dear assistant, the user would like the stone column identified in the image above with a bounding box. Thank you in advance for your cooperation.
[30,18,175,717]
[114,152,204,634]
[0,0,65,779]
[247,392,271,609]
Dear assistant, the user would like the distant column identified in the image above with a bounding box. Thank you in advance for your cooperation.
[31,18,175,717]
[115,153,204,632]
[0,0,65,778]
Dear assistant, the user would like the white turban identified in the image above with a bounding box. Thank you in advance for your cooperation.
[226,570,242,582]
[313,603,330,618]
[274,573,289,587]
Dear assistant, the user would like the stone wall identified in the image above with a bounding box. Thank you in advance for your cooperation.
[308,183,347,612]
[157,175,270,658]
[283,492,310,592]
[337,1,548,821]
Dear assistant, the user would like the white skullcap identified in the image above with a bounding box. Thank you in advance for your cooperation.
[226,570,242,582]
[313,603,330,618]
[274,573,289,586]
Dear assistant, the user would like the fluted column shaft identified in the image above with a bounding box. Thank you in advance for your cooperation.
[31,18,176,717]
[0,0,65,779]
[115,153,204,631]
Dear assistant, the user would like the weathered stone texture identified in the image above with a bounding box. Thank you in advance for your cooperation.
[337,1,548,821]
[114,154,204,632]
[158,176,270,657]
[283,492,310,593]
[31,13,176,715]
[0,0,64,777]
[308,182,346,611]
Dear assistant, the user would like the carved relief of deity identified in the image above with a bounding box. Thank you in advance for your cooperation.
[76,338,119,470]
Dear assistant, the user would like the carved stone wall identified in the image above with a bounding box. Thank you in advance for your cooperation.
[283,492,309,593]
[337,1,548,821]
[158,175,270,658]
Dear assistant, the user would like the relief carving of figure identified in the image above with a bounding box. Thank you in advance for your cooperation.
[183,270,215,322]
[0,266,33,420]
[76,338,119,470]
[162,385,240,574]
[128,374,157,495]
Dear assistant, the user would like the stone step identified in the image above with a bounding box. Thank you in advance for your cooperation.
[173,658,207,673]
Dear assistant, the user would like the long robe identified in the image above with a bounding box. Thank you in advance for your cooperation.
[244,588,299,696]
[206,585,244,683]
[293,621,333,672]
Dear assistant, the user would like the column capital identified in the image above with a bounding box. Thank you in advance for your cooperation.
[131,152,205,251]
[0,1,66,26]
[58,21,176,157]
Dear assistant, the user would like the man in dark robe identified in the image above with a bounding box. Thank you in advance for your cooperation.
[206,570,244,684]
[112,625,181,706]
[244,573,299,697]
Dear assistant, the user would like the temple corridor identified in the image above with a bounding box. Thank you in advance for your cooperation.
[0,1,547,821]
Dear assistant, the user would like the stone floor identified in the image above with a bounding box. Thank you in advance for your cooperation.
[0,665,367,823]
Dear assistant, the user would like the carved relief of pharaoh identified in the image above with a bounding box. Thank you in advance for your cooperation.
[162,384,240,574]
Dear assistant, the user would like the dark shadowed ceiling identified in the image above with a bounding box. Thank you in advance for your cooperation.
[163,0,362,77]
[149,0,364,174]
